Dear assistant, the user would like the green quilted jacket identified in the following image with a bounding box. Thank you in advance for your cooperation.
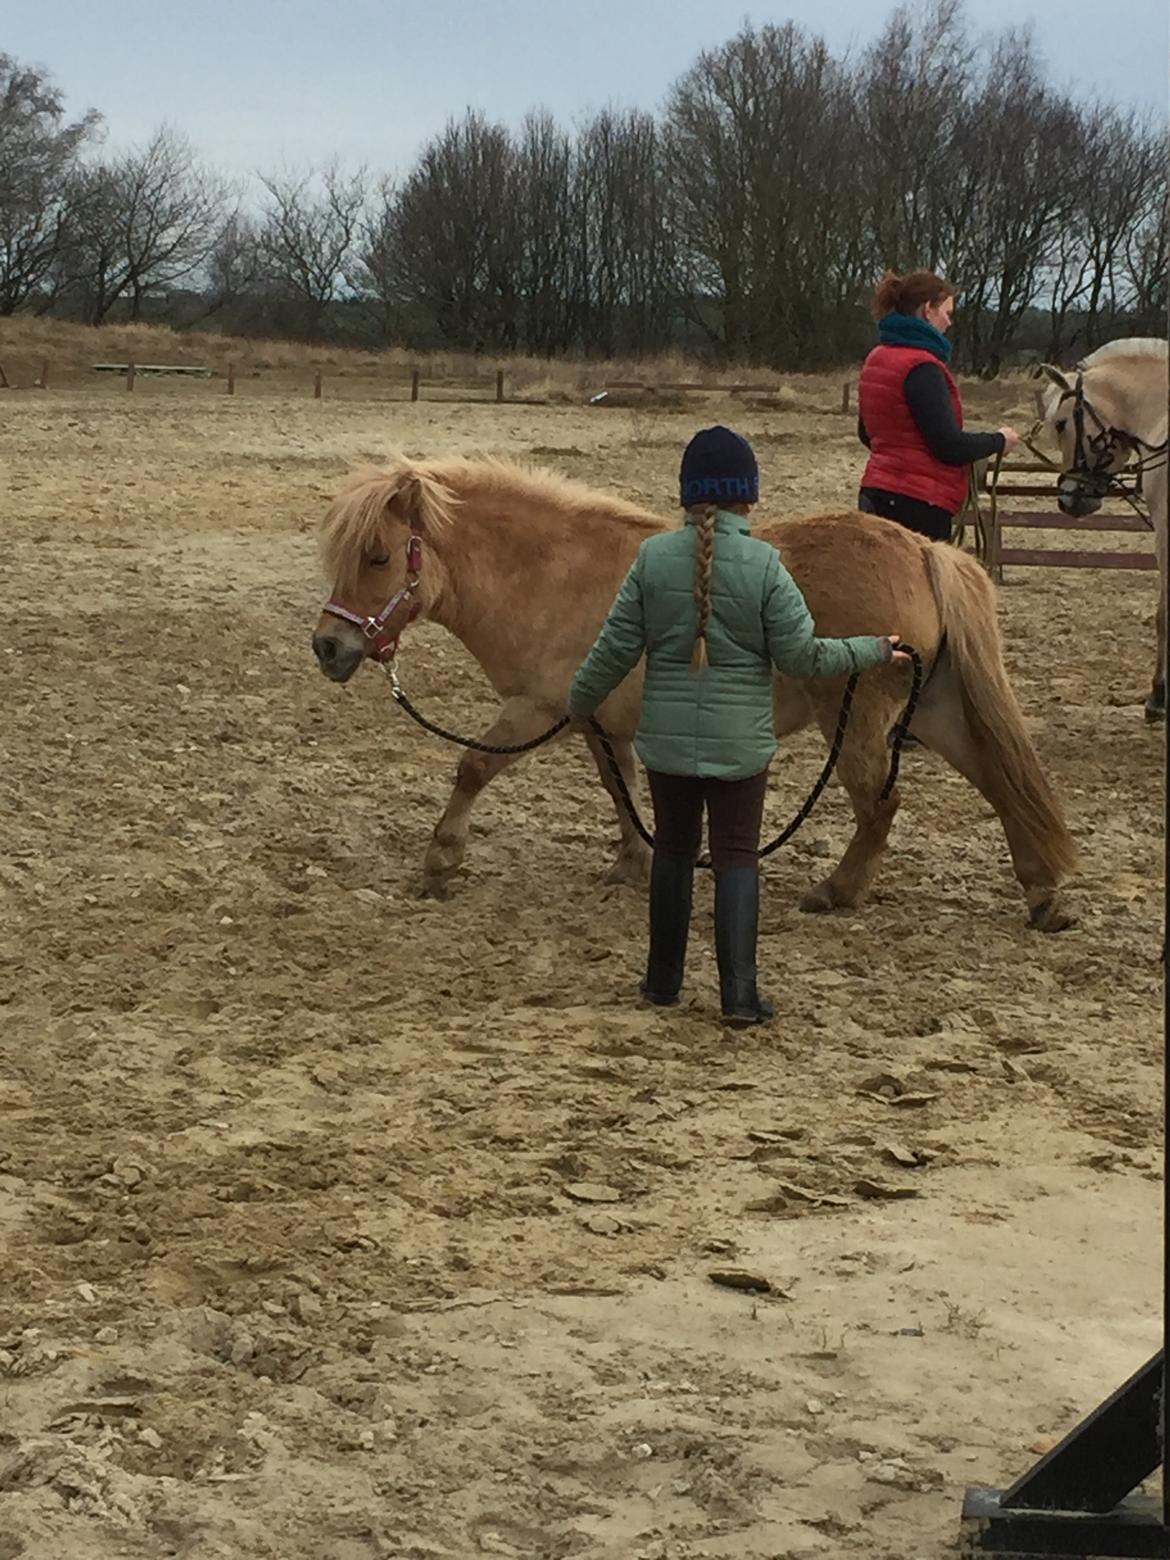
[569,510,889,779]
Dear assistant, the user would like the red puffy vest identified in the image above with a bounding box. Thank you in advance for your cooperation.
[859,344,969,514]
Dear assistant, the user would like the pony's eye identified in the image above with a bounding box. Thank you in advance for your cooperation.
[368,553,390,567]
[1054,418,1067,434]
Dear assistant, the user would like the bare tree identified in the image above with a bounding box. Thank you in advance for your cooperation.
[50,128,227,323]
[0,53,100,314]
[115,127,227,318]
[13,7,1163,363]
[350,176,406,343]
[941,32,1078,374]
[514,111,580,355]
[185,211,268,325]
[1041,108,1165,357]
[258,162,368,336]
[1121,184,1169,335]
[377,113,520,350]
[857,1,972,272]
[574,108,677,356]
[666,22,868,367]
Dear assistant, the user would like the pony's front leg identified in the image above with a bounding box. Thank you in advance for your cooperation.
[421,697,565,899]
[798,689,901,915]
[581,727,651,887]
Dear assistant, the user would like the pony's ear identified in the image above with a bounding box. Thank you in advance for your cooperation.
[379,469,428,531]
[1035,362,1071,392]
[388,472,424,521]
[373,462,455,535]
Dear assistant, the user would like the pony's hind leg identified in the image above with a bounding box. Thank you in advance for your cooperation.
[421,697,565,898]
[798,689,902,914]
[910,664,1074,931]
[582,727,652,886]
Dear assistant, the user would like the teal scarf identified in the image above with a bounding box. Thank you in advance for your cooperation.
[878,311,952,364]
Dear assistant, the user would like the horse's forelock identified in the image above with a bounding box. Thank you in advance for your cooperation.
[321,468,404,591]
[320,464,460,591]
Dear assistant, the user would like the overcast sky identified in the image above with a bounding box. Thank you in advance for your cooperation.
[7,0,1168,187]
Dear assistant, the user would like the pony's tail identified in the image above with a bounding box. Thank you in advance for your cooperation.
[925,543,1077,883]
[689,504,717,675]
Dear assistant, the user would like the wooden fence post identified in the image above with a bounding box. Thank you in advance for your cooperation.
[496,368,504,404]
[37,359,48,389]
[126,359,136,392]
[314,368,323,400]
[840,379,851,414]
[411,368,420,403]
[0,363,9,389]
[227,362,236,396]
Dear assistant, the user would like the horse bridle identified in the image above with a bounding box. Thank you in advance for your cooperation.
[1056,371,1168,508]
[321,523,424,664]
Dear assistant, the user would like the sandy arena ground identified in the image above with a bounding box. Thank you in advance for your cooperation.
[0,375,1164,1559]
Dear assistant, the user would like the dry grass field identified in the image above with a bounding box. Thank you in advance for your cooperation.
[0,321,1162,1559]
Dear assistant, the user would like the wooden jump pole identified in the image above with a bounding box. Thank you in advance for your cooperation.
[411,368,420,402]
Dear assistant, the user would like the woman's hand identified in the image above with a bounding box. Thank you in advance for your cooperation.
[998,426,1021,452]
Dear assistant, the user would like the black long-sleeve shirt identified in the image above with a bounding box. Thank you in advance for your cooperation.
[858,362,1006,465]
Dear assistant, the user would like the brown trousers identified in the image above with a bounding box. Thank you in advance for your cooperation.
[646,768,770,872]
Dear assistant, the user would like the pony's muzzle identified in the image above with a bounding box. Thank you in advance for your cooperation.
[312,628,365,683]
[1057,475,1102,518]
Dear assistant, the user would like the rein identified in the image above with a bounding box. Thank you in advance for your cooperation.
[320,524,925,861]
[382,648,925,866]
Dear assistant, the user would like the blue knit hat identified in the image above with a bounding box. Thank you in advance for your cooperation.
[679,426,759,507]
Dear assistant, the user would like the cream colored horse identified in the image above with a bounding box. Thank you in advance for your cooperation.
[312,459,1076,929]
[1039,338,1168,719]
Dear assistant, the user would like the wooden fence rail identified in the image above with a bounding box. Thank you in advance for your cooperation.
[981,459,1157,579]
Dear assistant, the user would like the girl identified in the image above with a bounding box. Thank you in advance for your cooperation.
[569,427,906,1027]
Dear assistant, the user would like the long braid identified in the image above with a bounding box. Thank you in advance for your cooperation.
[689,503,717,675]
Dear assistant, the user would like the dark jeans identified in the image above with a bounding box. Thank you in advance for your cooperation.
[859,485,954,543]
[647,768,769,872]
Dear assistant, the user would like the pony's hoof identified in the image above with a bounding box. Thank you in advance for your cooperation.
[1028,895,1075,933]
[605,854,650,888]
[798,882,839,915]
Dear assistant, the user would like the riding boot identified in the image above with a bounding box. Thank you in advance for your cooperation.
[714,867,774,1027]
[640,853,694,1006]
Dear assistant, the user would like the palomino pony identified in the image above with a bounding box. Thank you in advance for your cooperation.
[312,458,1076,930]
[1039,338,1168,720]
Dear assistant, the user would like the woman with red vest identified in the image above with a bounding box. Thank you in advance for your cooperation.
[857,270,1020,542]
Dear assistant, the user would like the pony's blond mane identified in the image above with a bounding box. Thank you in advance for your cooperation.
[320,454,663,589]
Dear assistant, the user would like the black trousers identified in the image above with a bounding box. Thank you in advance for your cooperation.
[647,768,769,872]
[859,485,954,543]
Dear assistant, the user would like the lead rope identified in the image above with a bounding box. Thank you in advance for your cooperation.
[385,648,925,865]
